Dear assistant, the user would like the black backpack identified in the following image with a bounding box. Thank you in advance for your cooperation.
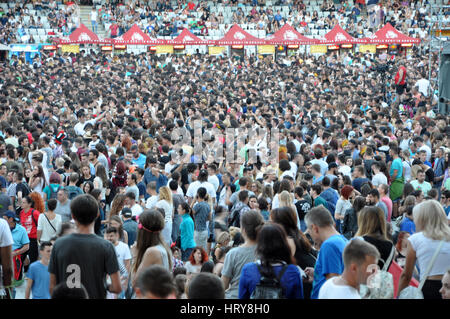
[67,187,81,200]
[250,263,288,299]
[48,185,61,200]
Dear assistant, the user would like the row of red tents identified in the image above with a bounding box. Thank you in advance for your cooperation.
[55,22,420,46]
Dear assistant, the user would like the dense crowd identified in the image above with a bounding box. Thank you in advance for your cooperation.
[0,0,450,302]
[1,0,450,45]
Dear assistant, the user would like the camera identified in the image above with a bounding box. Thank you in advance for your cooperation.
[439,97,450,104]
[376,60,394,73]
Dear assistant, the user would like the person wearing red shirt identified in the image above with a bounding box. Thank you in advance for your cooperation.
[109,23,119,38]
[394,62,407,95]
[20,196,41,266]
[187,2,196,11]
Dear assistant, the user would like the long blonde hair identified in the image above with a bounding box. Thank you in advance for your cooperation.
[158,186,173,205]
[279,190,296,211]
[413,200,450,241]
[355,206,389,241]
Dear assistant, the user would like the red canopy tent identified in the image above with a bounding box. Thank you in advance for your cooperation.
[364,23,421,44]
[56,23,109,44]
[166,28,216,45]
[112,24,166,45]
[265,23,318,45]
[318,24,367,44]
[216,24,267,45]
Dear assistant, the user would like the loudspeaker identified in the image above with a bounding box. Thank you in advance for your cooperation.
[438,42,450,115]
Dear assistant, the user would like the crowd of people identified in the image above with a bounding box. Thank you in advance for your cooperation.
[1,0,450,45]
[0,0,449,302]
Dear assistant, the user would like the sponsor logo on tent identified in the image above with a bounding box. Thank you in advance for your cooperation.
[183,35,194,42]
[234,32,246,40]
[386,31,398,39]
[78,33,91,41]
[283,30,298,40]
[334,32,348,42]
[131,32,144,41]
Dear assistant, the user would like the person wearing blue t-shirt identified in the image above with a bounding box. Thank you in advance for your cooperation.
[130,145,147,169]
[304,206,348,299]
[399,206,416,235]
[389,146,404,218]
[274,11,282,22]
[25,241,52,299]
[239,223,303,299]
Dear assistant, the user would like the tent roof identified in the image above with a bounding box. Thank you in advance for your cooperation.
[265,23,318,45]
[364,23,420,44]
[167,28,215,45]
[58,23,106,44]
[319,24,367,44]
[216,24,267,45]
[113,24,165,45]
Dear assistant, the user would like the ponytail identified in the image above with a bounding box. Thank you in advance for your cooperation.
[181,202,195,222]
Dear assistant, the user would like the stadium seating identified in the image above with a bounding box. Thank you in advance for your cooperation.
[0,0,448,45]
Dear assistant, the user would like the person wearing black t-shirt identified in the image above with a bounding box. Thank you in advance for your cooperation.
[14,171,31,212]
[294,186,311,233]
[159,145,171,166]
[49,194,121,299]
[77,165,95,187]
[351,165,370,193]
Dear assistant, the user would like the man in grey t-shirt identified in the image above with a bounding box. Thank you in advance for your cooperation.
[228,177,254,210]
[221,245,257,299]
[54,189,71,223]
[221,210,263,299]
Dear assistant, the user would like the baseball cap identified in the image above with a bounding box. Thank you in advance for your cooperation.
[2,210,19,222]
[121,207,132,218]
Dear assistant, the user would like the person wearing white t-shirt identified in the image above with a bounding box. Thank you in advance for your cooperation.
[397,200,450,299]
[371,162,388,187]
[0,218,13,290]
[145,182,159,209]
[337,154,352,179]
[289,160,298,179]
[319,238,380,299]
[207,164,220,193]
[415,76,430,97]
[73,111,105,137]
[167,178,184,196]
[37,199,62,243]
[105,226,131,297]
[90,7,98,33]
[413,136,431,162]
[164,155,178,175]
[186,170,216,205]
[126,192,143,217]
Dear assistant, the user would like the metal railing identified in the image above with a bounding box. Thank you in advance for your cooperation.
[428,5,450,98]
